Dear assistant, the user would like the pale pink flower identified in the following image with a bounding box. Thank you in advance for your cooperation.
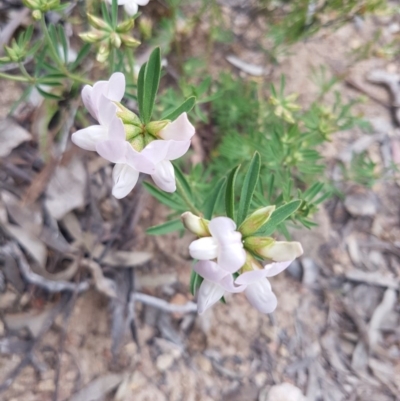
[106,0,150,16]
[235,260,293,314]
[189,217,246,273]
[72,73,195,197]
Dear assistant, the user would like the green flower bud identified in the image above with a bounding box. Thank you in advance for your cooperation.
[239,205,276,237]
[32,9,42,20]
[124,124,143,141]
[241,251,264,273]
[120,34,140,48]
[79,31,107,44]
[110,32,122,49]
[117,104,142,126]
[143,133,156,147]
[244,237,303,262]
[87,13,111,31]
[130,134,145,152]
[146,120,170,136]
[181,212,210,237]
[4,46,19,62]
[116,19,135,33]
[139,17,152,40]
[96,42,110,63]
[22,0,40,9]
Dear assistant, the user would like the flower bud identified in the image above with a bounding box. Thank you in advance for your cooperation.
[143,133,156,147]
[120,34,140,48]
[244,237,303,262]
[124,124,143,141]
[146,120,170,136]
[181,212,210,237]
[87,13,111,31]
[139,17,152,40]
[96,42,110,63]
[130,134,145,151]
[22,0,40,9]
[241,251,263,273]
[32,9,42,20]
[117,19,135,33]
[110,32,122,49]
[79,31,106,44]
[239,205,275,237]
[117,104,142,126]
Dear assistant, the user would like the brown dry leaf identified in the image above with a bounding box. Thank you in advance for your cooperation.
[345,269,399,289]
[226,55,266,76]
[368,288,397,350]
[45,157,87,220]
[4,307,54,338]
[1,191,43,235]
[0,118,32,158]
[80,259,117,298]
[1,223,47,268]
[68,373,124,401]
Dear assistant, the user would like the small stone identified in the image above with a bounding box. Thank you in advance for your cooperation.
[196,355,212,373]
[254,372,267,387]
[263,383,306,401]
[156,354,175,372]
[344,187,377,217]
[38,379,56,392]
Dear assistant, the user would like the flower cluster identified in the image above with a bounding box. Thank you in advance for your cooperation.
[182,208,303,314]
[106,0,150,16]
[79,14,140,63]
[72,73,195,198]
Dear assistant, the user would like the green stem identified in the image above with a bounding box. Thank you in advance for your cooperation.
[0,71,31,82]
[40,16,92,86]
[176,178,201,215]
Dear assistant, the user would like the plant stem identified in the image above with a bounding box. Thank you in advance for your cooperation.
[40,16,92,86]
[176,178,201,215]
[0,71,31,82]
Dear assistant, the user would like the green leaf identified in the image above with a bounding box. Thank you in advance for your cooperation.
[174,165,193,200]
[137,62,145,120]
[35,86,63,100]
[138,47,161,124]
[111,0,118,28]
[237,152,261,225]
[57,25,68,64]
[162,96,196,121]
[203,177,226,220]
[143,182,184,211]
[190,270,203,296]
[146,219,183,235]
[70,43,91,70]
[225,165,240,220]
[101,2,112,25]
[256,199,302,236]
[48,24,61,61]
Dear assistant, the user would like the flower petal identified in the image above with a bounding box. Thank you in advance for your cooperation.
[107,72,126,102]
[219,274,246,293]
[159,113,195,141]
[235,269,269,285]
[164,139,191,161]
[140,140,170,164]
[245,280,277,314]
[189,237,218,261]
[151,160,176,192]
[218,244,246,273]
[97,95,118,127]
[124,2,139,15]
[96,138,126,163]
[197,279,225,314]
[125,146,157,175]
[262,241,303,262]
[193,260,227,283]
[136,0,150,5]
[81,85,97,120]
[72,125,108,151]
[264,260,293,277]
[112,163,139,199]
[208,217,237,241]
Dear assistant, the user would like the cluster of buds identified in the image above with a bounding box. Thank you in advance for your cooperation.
[182,206,303,314]
[22,0,60,19]
[71,73,195,198]
[269,92,300,124]
[79,14,140,63]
